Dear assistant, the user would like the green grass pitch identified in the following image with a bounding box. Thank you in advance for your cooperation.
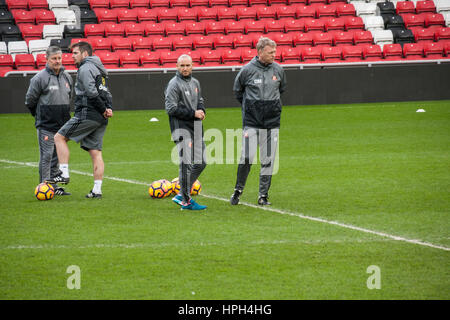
[0,100,448,299]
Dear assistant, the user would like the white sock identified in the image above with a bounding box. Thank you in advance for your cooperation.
[93,180,102,194]
[59,164,69,178]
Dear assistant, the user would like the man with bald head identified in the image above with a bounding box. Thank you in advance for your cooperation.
[165,54,207,211]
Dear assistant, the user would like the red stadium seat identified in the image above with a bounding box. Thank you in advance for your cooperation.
[296,5,315,19]
[170,0,189,7]
[268,0,288,4]
[229,0,249,7]
[14,54,36,70]
[177,7,198,22]
[383,43,403,60]
[91,37,112,51]
[415,0,436,14]
[293,32,313,47]
[0,54,14,76]
[28,0,49,10]
[396,1,415,15]
[217,7,237,21]
[116,8,138,22]
[120,51,140,68]
[280,46,301,63]
[304,18,325,33]
[210,0,230,7]
[132,36,152,52]
[164,21,185,36]
[403,42,424,59]
[190,0,209,7]
[143,21,165,36]
[237,6,257,21]
[324,17,345,32]
[316,4,337,18]
[95,9,118,23]
[312,32,333,47]
[192,35,213,49]
[111,37,133,51]
[6,0,28,10]
[244,20,266,34]
[221,48,241,65]
[336,3,355,17]
[157,7,178,22]
[19,24,43,42]
[213,34,234,48]
[233,34,253,48]
[130,0,150,8]
[34,9,56,24]
[61,53,75,71]
[444,41,450,57]
[96,51,120,68]
[185,21,205,35]
[283,18,305,33]
[199,48,222,66]
[308,0,326,4]
[110,0,130,8]
[140,50,160,67]
[331,30,353,46]
[104,23,125,37]
[249,33,265,48]
[171,35,193,49]
[301,46,321,63]
[225,20,245,34]
[275,5,296,20]
[160,50,179,67]
[89,0,111,9]
[341,45,363,62]
[197,7,218,21]
[205,21,225,35]
[321,45,342,63]
[435,27,450,42]
[150,0,170,7]
[361,44,382,61]
[36,53,46,69]
[248,0,267,6]
[401,14,425,28]
[152,36,172,50]
[188,49,202,64]
[424,13,445,27]
[124,23,145,37]
[256,6,277,20]
[412,27,435,42]
[344,16,364,30]
[13,10,36,24]
[271,32,293,47]
[85,23,105,37]
[241,47,257,63]
[265,19,285,34]
[423,41,444,58]
[353,30,373,45]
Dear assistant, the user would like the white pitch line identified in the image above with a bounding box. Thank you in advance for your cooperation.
[1,158,449,252]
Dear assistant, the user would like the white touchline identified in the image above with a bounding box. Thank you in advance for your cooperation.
[1,158,449,252]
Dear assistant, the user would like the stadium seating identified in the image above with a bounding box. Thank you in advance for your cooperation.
[0,0,448,73]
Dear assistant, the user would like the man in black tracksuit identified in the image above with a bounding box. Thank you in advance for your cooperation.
[25,45,73,196]
[230,37,287,206]
[165,54,207,211]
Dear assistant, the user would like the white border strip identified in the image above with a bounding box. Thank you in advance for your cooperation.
[1,158,449,252]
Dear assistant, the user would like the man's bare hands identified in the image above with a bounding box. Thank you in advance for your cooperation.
[195,110,205,120]
[103,108,113,119]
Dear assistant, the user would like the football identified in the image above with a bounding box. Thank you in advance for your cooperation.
[171,177,181,195]
[148,179,172,199]
[171,177,201,195]
[35,182,55,201]
[191,179,202,195]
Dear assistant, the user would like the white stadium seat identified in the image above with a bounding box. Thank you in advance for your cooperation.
[54,9,77,25]
[43,24,64,39]
[8,41,28,55]
[435,0,450,14]
[363,15,385,31]
[29,39,51,58]
[0,41,7,55]
[353,2,377,16]
[372,29,394,47]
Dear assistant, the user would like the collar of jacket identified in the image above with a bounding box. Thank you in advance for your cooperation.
[176,70,192,81]
[253,56,272,69]
[45,64,65,76]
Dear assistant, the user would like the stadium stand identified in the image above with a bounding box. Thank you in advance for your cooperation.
[0,0,448,75]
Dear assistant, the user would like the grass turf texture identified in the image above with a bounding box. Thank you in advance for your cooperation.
[0,100,448,299]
